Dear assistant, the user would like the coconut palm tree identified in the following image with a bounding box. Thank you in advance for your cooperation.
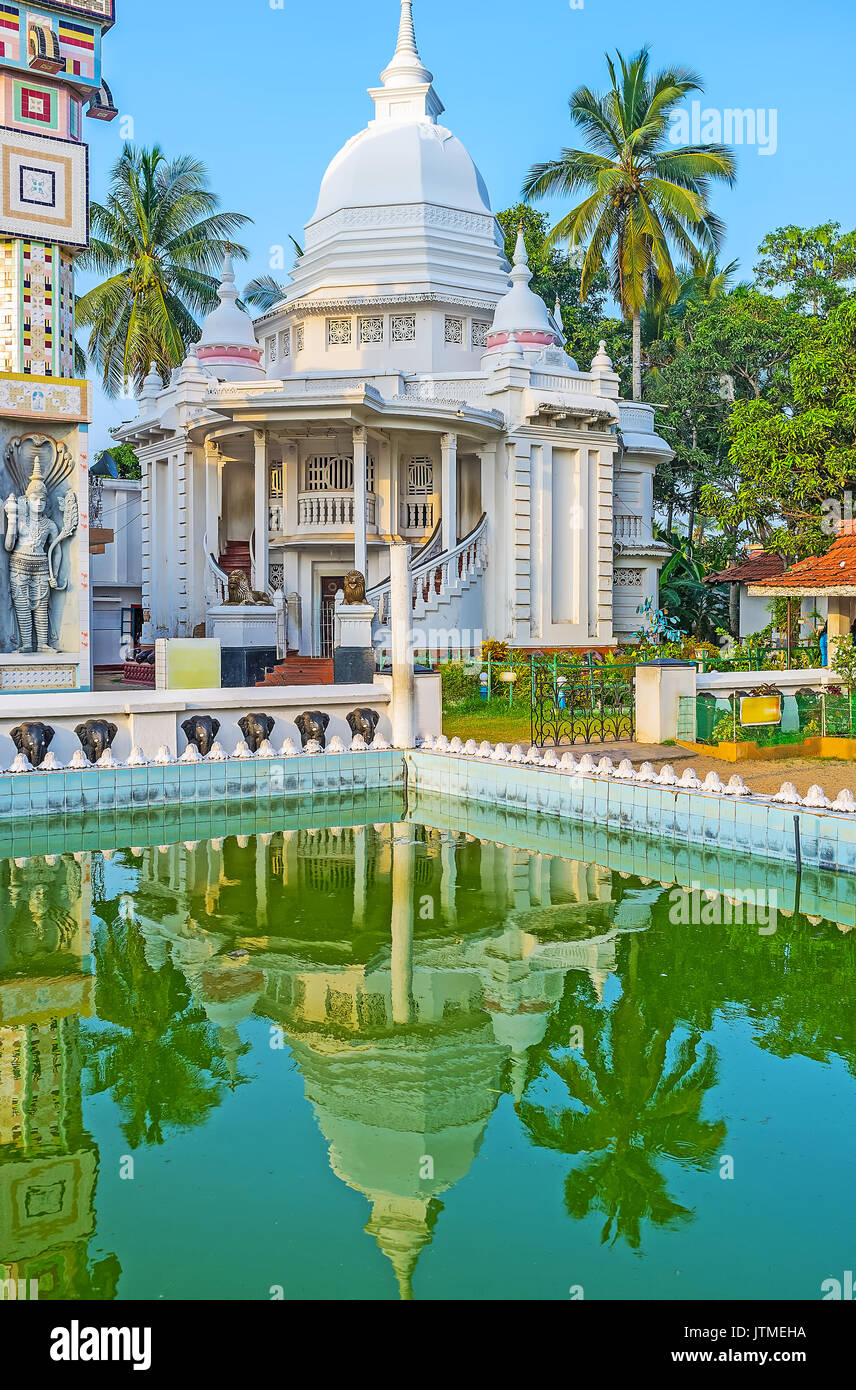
[522,48,736,399]
[75,144,252,396]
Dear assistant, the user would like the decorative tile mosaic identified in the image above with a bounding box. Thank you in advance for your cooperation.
[0,126,88,247]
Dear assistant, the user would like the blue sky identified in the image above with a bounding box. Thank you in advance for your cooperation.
[88,0,856,448]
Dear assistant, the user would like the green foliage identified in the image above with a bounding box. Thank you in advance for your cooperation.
[439,661,480,704]
[76,144,251,396]
[102,442,141,480]
[831,635,856,693]
[706,295,856,555]
[754,222,856,316]
[656,534,730,641]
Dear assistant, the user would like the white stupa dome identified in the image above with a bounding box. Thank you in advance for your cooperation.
[312,123,492,225]
[285,1,509,307]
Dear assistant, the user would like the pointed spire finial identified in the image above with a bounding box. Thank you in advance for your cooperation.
[511,227,532,281]
[381,0,433,87]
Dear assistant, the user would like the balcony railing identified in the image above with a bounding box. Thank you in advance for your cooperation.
[614,514,648,546]
[400,500,435,533]
[297,492,377,530]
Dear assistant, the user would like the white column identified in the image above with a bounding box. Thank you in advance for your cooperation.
[441,432,458,555]
[391,825,415,1026]
[253,429,269,594]
[390,541,415,749]
[204,439,220,557]
[353,425,368,579]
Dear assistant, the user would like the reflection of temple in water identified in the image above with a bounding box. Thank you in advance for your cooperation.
[0,856,119,1300]
[122,823,656,1299]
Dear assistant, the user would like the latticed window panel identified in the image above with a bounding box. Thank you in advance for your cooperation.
[407,457,434,496]
[391,315,416,343]
[269,563,285,592]
[445,317,464,345]
[265,335,277,365]
[359,316,384,345]
[327,317,352,346]
[295,323,305,352]
[279,329,290,358]
[304,454,377,493]
[614,568,644,587]
[472,320,490,349]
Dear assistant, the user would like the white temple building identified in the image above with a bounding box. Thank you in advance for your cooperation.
[118,0,671,677]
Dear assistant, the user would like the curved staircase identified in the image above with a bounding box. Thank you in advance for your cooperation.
[367,514,488,655]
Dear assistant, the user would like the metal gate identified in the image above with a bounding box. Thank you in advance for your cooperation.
[531,660,635,746]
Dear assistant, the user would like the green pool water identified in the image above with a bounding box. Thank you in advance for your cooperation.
[2,793,855,1302]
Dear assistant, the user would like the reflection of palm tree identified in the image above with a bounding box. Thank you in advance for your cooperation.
[84,912,240,1148]
[519,958,725,1249]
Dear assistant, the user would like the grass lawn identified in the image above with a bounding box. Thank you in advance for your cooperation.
[443,701,531,745]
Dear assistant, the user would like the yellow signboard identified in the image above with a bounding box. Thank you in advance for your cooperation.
[740,695,782,728]
[156,639,221,691]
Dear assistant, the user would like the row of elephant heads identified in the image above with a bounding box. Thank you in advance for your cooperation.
[8,709,383,768]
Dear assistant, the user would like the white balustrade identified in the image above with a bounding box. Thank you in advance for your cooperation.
[400,500,435,532]
[297,492,377,530]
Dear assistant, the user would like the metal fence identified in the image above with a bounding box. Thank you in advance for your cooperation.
[530,660,636,746]
[678,685,856,747]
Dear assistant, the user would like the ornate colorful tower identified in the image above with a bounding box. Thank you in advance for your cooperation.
[0,1,117,692]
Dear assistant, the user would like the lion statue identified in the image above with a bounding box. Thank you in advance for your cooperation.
[225,570,270,607]
[343,570,367,606]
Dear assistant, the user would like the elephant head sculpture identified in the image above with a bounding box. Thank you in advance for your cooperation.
[10,721,55,768]
[347,708,380,745]
[295,711,330,750]
[181,716,221,758]
[75,719,119,765]
[238,713,277,753]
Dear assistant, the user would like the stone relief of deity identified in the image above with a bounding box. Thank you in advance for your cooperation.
[2,434,79,653]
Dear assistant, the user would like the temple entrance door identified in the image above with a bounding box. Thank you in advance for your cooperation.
[319,575,346,658]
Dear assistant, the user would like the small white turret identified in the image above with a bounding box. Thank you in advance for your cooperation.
[197,253,265,381]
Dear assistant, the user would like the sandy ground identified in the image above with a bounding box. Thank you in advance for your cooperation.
[554,740,856,799]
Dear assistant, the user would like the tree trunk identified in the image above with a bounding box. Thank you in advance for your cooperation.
[730,581,740,638]
[632,312,642,401]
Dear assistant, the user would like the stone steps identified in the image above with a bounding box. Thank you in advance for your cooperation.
[258,658,335,688]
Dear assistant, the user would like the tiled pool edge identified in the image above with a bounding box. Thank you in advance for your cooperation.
[0,750,406,822]
[405,752,856,877]
[2,747,855,878]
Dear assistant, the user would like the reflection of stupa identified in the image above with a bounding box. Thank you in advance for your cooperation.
[0,856,119,1299]
[120,823,656,1299]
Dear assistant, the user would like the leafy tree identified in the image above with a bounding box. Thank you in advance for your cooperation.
[754,222,856,316]
[76,144,251,396]
[522,47,735,399]
[702,295,856,557]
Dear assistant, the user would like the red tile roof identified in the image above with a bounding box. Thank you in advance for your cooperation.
[704,552,786,585]
[747,536,856,593]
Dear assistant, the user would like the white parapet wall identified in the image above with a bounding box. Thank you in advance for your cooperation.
[0,675,437,766]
